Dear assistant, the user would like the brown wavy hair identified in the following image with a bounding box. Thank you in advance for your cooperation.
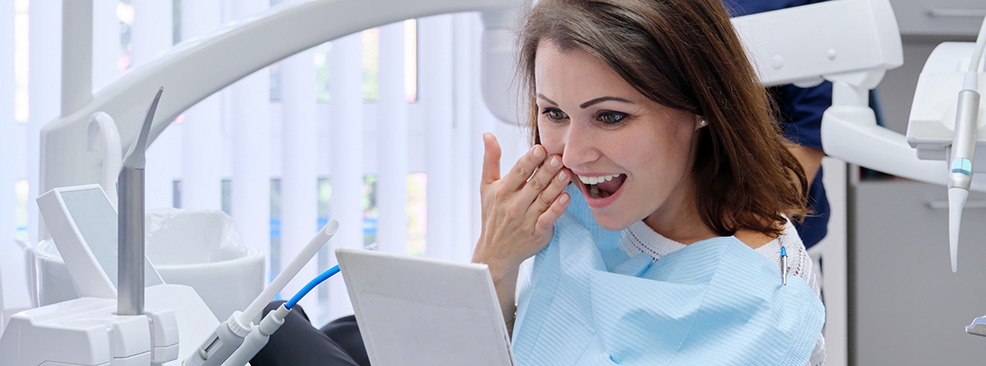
[518,0,808,237]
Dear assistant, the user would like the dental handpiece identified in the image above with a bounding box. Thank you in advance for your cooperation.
[948,89,979,192]
[947,14,986,273]
[183,220,339,366]
[947,74,981,273]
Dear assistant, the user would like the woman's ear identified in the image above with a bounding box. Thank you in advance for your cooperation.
[695,116,708,131]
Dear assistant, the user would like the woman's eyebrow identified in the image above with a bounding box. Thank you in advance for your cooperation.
[537,93,558,106]
[580,96,633,109]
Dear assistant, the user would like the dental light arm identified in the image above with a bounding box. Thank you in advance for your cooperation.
[85,111,121,208]
[42,0,525,204]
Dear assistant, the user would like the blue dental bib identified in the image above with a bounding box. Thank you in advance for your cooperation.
[512,186,824,365]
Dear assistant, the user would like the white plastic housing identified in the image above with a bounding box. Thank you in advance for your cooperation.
[907,42,986,165]
[85,112,121,208]
[0,296,179,366]
[733,0,902,87]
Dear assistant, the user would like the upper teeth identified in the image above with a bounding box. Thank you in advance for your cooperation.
[579,174,619,185]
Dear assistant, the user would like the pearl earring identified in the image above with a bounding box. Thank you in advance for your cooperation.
[699,119,707,127]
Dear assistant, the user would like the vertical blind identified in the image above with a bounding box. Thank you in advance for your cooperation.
[0,2,530,324]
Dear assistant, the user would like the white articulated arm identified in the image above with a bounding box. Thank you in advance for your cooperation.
[41,0,524,195]
[85,112,121,208]
[819,76,973,188]
[734,0,981,189]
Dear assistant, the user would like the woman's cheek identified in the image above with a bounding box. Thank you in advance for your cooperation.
[538,125,566,156]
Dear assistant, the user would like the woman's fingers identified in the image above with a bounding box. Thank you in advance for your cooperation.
[481,133,502,189]
[513,154,564,210]
[530,166,570,214]
[500,145,548,192]
[520,154,564,207]
[537,192,571,232]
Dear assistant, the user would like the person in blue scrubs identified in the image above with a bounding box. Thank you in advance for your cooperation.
[727,0,832,249]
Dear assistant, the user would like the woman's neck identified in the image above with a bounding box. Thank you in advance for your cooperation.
[642,183,715,245]
[641,185,776,249]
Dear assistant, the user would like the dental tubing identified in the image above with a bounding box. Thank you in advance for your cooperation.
[222,304,290,366]
[947,15,986,273]
[242,219,340,323]
[222,266,342,366]
[183,219,340,366]
[286,265,340,309]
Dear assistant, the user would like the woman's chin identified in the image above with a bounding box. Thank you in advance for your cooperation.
[588,212,635,232]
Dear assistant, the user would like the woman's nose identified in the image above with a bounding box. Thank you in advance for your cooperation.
[561,121,599,169]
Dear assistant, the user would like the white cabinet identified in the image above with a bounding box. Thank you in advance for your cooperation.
[889,0,984,37]
[851,179,986,364]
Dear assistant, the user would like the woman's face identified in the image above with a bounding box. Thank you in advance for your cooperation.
[535,40,701,232]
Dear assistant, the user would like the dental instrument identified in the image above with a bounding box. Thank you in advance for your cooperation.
[183,219,339,366]
[221,265,342,366]
[946,14,986,273]
[118,87,163,316]
[781,246,788,286]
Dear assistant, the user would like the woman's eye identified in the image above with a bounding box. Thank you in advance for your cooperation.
[597,111,628,125]
[542,108,568,121]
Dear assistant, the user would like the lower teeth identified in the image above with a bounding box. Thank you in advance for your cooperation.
[590,185,600,198]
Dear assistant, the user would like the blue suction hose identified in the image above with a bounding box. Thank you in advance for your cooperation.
[286,265,341,309]
[222,266,343,366]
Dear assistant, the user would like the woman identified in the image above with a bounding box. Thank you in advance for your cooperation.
[471,0,825,364]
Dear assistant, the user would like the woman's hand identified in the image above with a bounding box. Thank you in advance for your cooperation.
[472,133,571,281]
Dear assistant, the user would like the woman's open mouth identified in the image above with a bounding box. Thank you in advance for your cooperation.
[577,173,627,202]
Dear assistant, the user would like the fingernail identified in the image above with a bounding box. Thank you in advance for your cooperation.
[532,146,545,158]
[550,156,560,168]
[559,194,569,204]
[557,171,568,182]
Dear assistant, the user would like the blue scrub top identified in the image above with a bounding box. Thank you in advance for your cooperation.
[726,0,832,248]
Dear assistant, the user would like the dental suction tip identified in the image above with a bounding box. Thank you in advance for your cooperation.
[322,219,339,236]
[948,187,969,273]
[122,87,164,169]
